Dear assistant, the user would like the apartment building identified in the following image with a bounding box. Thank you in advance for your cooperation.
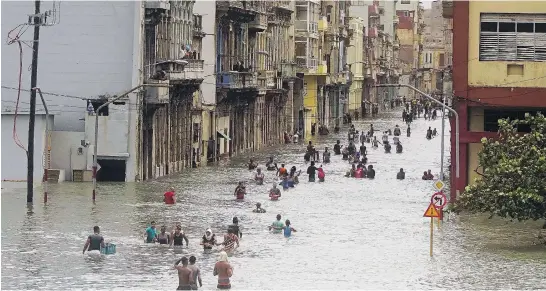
[444,0,546,200]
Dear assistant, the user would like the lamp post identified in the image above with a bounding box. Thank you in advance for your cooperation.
[374,84,460,187]
[92,83,170,201]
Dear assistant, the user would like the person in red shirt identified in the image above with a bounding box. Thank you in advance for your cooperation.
[164,187,176,204]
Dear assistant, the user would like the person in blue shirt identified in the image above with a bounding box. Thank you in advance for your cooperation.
[144,221,157,243]
[283,220,297,238]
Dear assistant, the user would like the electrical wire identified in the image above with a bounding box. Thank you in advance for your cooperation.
[6,24,30,154]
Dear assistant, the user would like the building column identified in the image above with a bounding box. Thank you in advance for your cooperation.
[288,81,294,133]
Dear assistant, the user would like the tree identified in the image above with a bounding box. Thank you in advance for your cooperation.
[455,113,546,225]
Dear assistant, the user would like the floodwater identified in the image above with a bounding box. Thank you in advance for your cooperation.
[2,110,545,290]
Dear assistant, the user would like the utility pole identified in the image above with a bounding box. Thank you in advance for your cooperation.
[27,0,41,204]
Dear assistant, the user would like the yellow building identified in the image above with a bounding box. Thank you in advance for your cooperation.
[347,17,365,118]
[444,0,546,200]
[295,0,323,137]
[420,47,445,94]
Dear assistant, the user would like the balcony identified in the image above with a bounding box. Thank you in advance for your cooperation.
[193,15,206,38]
[368,27,377,38]
[317,63,327,75]
[369,4,379,17]
[145,0,170,11]
[167,59,205,82]
[145,82,170,104]
[295,20,319,37]
[295,56,318,71]
[216,0,257,22]
[318,17,328,31]
[442,0,453,19]
[257,71,278,90]
[280,62,297,79]
[249,13,267,32]
[275,1,293,13]
[216,71,258,90]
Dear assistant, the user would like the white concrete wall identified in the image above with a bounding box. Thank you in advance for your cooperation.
[379,1,396,38]
[349,1,370,28]
[50,130,85,181]
[84,103,131,157]
[2,1,143,182]
[1,114,52,182]
[193,1,216,105]
[1,1,139,131]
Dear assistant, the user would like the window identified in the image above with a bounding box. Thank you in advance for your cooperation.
[193,123,200,143]
[401,0,410,4]
[439,53,445,67]
[404,11,409,17]
[480,13,546,61]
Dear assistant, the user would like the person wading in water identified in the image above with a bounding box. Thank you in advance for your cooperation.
[255,168,264,185]
[157,225,171,245]
[164,187,176,204]
[82,226,105,254]
[253,202,266,213]
[218,228,239,253]
[171,225,189,247]
[173,256,194,290]
[188,256,202,290]
[201,229,216,251]
[233,182,246,200]
[213,251,233,290]
[307,161,317,182]
[228,217,242,239]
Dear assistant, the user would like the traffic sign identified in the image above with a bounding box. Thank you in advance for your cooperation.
[423,203,440,218]
[433,180,445,191]
[431,192,448,209]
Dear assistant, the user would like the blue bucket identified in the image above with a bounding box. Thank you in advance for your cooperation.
[100,243,116,255]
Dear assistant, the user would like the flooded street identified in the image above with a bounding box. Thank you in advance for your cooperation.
[2,110,545,290]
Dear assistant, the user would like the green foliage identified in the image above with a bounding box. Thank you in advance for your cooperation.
[456,113,546,222]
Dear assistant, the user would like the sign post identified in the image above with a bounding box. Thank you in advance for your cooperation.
[423,202,440,257]
[432,181,447,222]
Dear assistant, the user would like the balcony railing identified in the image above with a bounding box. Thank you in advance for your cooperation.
[217,71,258,89]
[168,59,204,81]
[295,20,318,35]
[296,56,318,70]
[257,70,277,89]
[280,62,297,78]
[217,0,244,10]
[275,1,293,12]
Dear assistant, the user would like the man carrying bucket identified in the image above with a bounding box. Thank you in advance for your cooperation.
[82,226,105,254]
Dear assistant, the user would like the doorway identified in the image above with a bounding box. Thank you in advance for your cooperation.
[96,159,126,182]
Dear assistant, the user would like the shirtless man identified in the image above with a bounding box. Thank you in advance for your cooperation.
[173,256,194,290]
[188,256,202,290]
[213,251,233,289]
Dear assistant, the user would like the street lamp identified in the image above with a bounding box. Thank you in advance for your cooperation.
[375,84,460,196]
[92,83,171,201]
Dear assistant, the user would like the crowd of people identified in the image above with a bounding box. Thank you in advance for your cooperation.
[82,98,442,290]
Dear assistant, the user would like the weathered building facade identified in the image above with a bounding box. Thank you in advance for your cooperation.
[141,0,206,179]
[321,0,351,127]
[395,0,424,99]
[347,16,366,119]
[215,1,297,155]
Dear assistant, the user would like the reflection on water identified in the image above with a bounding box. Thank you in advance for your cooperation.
[2,111,545,290]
